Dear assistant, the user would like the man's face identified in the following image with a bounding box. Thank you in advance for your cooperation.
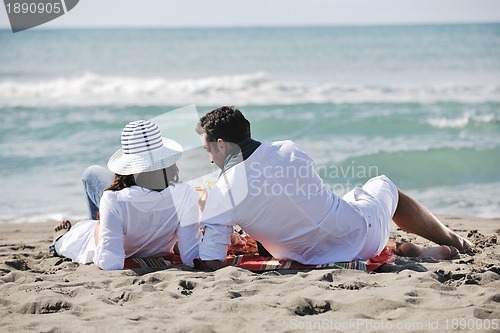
[201,133,226,169]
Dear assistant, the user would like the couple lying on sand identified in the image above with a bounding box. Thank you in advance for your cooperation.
[51,106,473,270]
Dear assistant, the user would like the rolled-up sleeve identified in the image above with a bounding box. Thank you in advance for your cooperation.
[198,177,238,261]
[93,193,125,270]
[199,222,233,261]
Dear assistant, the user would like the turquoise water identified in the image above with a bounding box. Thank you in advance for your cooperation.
[1,24,499,221]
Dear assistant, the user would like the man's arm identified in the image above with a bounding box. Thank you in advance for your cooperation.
[196,230,246,270]
[198,223,233,270]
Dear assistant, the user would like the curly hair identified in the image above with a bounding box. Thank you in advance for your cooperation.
[196,106,251,143]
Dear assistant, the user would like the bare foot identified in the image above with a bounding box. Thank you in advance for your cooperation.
[457,236,475,255]
[53,220,71,241]
[397,242,459,260]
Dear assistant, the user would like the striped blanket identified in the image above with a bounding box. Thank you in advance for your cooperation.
[123,246,395,272]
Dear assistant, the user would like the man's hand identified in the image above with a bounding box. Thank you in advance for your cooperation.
[230,230,246,246]
[196,187,208,212]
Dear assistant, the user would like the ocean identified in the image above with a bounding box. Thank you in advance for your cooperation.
[1,23,499,223]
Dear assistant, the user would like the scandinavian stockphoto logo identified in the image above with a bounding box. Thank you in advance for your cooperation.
[4,0,79,32]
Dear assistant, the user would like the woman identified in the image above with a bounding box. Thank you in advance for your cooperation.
[50,120,202,270]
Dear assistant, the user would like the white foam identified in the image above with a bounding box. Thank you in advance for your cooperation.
[427,111,499,129]
[1,72,500,107]
[0,212,87,224]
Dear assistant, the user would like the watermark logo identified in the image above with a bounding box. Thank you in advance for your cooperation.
[149,105,380,222]
[4,0,79,33]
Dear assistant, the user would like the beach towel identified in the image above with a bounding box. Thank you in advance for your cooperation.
[122,245,396,272]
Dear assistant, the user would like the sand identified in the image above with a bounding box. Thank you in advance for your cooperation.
[0,215,499,333]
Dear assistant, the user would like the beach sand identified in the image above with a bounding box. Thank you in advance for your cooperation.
[0,215,499,333]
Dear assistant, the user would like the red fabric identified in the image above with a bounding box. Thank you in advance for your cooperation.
[123,245,396,272]
[366,246,396,271]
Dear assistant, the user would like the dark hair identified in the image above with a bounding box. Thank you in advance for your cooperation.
[196,106,251,143]
[105,174,136,192]
[104,164,179,192]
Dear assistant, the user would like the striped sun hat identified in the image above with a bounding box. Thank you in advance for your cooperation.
[107,120,183,175]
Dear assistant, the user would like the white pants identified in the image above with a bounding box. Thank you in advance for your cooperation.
[342,175,399,259]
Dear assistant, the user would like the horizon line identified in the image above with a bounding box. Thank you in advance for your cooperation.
[1,20,499,31]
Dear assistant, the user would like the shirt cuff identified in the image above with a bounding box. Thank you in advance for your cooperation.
[199,225,231,261]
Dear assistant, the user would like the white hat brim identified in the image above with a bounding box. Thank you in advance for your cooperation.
[107,138,183,175]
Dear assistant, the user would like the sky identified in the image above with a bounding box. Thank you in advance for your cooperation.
[1,0,500,30]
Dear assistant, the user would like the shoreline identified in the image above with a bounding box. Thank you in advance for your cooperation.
[1,215,499,332]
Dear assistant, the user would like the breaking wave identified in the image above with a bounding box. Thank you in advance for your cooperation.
[1,72,500,107]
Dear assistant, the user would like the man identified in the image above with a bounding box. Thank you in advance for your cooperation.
[196,106,472,270]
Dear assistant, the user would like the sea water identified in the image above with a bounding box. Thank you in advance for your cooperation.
[0,24,499,222]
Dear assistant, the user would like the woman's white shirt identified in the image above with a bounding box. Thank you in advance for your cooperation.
[93,183,201,270]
